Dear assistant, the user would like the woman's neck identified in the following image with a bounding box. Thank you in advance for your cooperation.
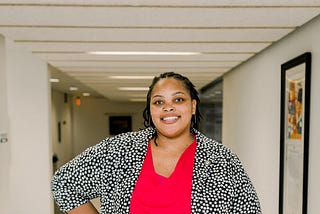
[153,131,194,151]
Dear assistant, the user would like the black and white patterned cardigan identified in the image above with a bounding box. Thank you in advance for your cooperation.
[52,127,261,213]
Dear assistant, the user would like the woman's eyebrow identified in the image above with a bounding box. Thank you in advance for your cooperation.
[151,91,185,99]
[172,91,185,96]
[151,94,163,99]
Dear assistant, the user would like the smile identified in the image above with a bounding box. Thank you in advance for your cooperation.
[162,116,179,121]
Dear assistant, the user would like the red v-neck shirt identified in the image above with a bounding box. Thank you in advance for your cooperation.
[130,137,196,214]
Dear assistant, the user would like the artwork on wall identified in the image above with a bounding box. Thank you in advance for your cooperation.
[279,52,311,214]
[109,116,132,135]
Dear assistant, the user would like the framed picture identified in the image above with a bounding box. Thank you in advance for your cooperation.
[279,52,311,214]
[109,116,132,135]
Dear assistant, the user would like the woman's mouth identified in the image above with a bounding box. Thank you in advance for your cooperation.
[162,116,179,122]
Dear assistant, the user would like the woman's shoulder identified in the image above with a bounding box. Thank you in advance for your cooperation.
[194,130,248,178]
[193,129,239,162]
[92,127,155,152]
[63,128,154,169]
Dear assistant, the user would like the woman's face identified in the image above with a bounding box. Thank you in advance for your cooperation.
[150,78,197,139]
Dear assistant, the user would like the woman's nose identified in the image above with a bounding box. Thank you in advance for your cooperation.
[163,104,175,112]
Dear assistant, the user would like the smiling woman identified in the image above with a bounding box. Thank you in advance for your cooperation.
[51,72,261,214]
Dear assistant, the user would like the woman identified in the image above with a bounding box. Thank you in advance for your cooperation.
[52,72,261,213]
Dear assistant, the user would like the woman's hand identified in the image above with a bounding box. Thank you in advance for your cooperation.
[68,202,99,214]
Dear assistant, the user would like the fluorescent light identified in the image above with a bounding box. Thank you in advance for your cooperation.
[118,87,149,91]
[69,86,78,91]
[82,92,90,96]
[87,51,201,56]
[109,76,154,80]
[50,78,60,83]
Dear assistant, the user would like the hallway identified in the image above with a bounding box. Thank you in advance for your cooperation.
[1,1,320,214]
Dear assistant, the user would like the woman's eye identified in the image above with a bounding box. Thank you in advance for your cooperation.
[175,98,184,102]
[154,100,163,105]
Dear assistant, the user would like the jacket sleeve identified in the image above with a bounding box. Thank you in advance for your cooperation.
[229,154,262,214]
[51,141,107,212]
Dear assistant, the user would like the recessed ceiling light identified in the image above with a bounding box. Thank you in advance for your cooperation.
[87,51,201,56]
[69,86,78,91]
[82,92,90,96]
[50,78,60,83]
[118,87,149,91]
[109,76,154,79]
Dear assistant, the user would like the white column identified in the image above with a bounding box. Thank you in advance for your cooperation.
[0,34,10,214]
[3,37,53,214]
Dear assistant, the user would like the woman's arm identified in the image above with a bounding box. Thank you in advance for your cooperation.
[68,202,99,214]
[52,141,108,212]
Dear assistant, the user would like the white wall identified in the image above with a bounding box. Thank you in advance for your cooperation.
[51,89,146,163]
[0,38,53,214]
[0,34,10,214]
[71,96,145,156]
[51,90,73,169]
[223,15,320,213]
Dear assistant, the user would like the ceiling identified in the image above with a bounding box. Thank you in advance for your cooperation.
[1,0,320,102]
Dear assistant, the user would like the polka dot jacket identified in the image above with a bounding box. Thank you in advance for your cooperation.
[51,127,261,213]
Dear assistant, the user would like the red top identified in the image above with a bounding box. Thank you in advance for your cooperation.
[130,138,196,214]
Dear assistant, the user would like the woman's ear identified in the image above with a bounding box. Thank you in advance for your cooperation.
[192,99,197,114]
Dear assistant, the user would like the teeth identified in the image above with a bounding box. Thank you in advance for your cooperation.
[163,116,178,121]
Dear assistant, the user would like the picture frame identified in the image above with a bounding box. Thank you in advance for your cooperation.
[109,116,132,135]
[279,52,311,214]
